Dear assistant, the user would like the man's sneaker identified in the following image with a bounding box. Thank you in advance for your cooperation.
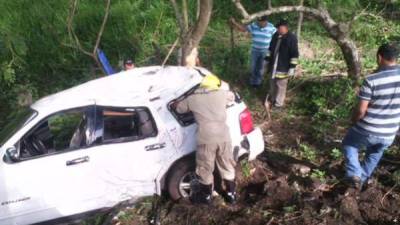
[361,178,376,192]
[344,176,362,190]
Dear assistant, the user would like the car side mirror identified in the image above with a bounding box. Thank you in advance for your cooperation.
[6,147,20,162]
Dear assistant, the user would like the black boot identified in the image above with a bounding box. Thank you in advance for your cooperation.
[223,179,237,204]
[190,181,212,205]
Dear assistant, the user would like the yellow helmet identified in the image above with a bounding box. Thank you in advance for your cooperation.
[200,74,221,90]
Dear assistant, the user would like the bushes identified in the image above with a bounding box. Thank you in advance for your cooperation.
[0,0,398,129]
[291,77,355,140]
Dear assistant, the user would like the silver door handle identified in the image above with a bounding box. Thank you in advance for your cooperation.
[66,156,89,166]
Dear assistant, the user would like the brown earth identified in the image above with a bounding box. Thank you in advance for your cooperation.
[86,87,400,225]
[104,111,400,225]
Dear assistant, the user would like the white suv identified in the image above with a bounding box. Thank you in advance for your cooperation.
[0,66,264,225]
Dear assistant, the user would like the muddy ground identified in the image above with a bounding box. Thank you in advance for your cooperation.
[85,89,400,225]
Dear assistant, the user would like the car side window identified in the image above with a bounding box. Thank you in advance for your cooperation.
[14,107,94,161]
[99,107,157,144]
[168,85,197,126]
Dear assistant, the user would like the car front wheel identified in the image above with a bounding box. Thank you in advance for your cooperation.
[167,157,196,201]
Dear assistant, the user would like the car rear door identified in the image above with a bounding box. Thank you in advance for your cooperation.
[83,106,175,205]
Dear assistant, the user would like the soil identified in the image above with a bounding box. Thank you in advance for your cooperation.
[96,90,400,225]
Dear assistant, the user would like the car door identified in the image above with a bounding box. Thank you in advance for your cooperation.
[85,106,174,205]
[0,105,105,225]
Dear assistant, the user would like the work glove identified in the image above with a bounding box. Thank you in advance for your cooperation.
[288,68,295,77]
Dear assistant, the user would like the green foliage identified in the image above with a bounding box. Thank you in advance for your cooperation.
[299,143,317,162]
[241,160,251,178]
[48,112,82,150]
[283,205,296,213]
[292,78,355,140]
[0,0,399,135]
[392,170,400,185]
[310,169,327,181]
[330,148,342,160]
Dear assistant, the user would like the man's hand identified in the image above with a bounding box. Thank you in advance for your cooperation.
[288,68,295,77]
[229,17,247,33]
[170,101,179,109]
[229,17,236,26]
[351,99,369,124]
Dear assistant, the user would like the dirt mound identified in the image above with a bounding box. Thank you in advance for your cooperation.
[106,95,400,225]
[109,150,400,225]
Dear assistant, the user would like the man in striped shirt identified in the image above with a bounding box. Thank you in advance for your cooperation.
[342,43,400,189]
[230,16,276,87]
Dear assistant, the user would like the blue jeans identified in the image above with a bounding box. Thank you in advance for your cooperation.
[250,49,267,86]
[342,127,394,183]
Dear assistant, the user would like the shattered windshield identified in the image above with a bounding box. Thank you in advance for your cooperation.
[0,108,38,147]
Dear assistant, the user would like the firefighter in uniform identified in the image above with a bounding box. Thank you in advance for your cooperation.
[173,74,237,204]
[265,19,299,108]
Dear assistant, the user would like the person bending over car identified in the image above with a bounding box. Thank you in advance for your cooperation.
[173,74,237,204]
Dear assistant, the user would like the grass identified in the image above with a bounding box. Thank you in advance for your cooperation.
[299,143,318,162]
[330,148,342,160]
[310,169,327,182]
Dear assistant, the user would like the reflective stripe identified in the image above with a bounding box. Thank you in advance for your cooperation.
[275,73,288,78]
[290,58,299,64]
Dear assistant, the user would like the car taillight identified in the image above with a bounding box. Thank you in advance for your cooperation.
[239,108,254,135]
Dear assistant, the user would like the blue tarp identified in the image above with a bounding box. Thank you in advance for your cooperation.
[97,49,115,75]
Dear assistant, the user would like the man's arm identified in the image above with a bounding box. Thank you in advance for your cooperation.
[265,33,277,62]
[229,18,249,33]
[226,91,235,103]
[175,98,190,114]
[288,34,300,76]
[352,79,372,124]
[352,99,369,124]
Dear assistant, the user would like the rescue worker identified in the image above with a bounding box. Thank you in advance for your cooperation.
[265,19,299,108]
[230,16,276,87]
[173,74,237,204]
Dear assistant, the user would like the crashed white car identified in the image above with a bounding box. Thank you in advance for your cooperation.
[0,66,264,225]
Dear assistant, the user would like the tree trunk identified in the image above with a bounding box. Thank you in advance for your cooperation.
[337,38,361,80]
[296,0,304,38]
[232,2,362,79]
[180,0,213,66]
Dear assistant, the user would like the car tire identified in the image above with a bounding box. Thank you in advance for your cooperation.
[167,156,196,201]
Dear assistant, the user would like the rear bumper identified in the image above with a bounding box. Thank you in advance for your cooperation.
[237,127,264,161]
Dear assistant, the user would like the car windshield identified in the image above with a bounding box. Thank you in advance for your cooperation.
[0,107,38,147]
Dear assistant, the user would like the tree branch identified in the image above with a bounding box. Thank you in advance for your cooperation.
[187,0,213,49]
[232,2,362,79]
[240,6,331,24]
[66,0,110,75]
[92,0,111,55]
[296,0,304,38]
[267,0,272,9]
[182,0,189,31]
[170,0,186,37]
[196,0,200,19]
[349,6,384,31]
[162,38,179,66]
[67,0,92,56]
[231,0,249,19]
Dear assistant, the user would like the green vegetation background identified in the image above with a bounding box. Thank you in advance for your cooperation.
[0,0,399,132]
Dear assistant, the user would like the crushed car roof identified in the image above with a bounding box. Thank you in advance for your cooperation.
[32,66,207,113]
